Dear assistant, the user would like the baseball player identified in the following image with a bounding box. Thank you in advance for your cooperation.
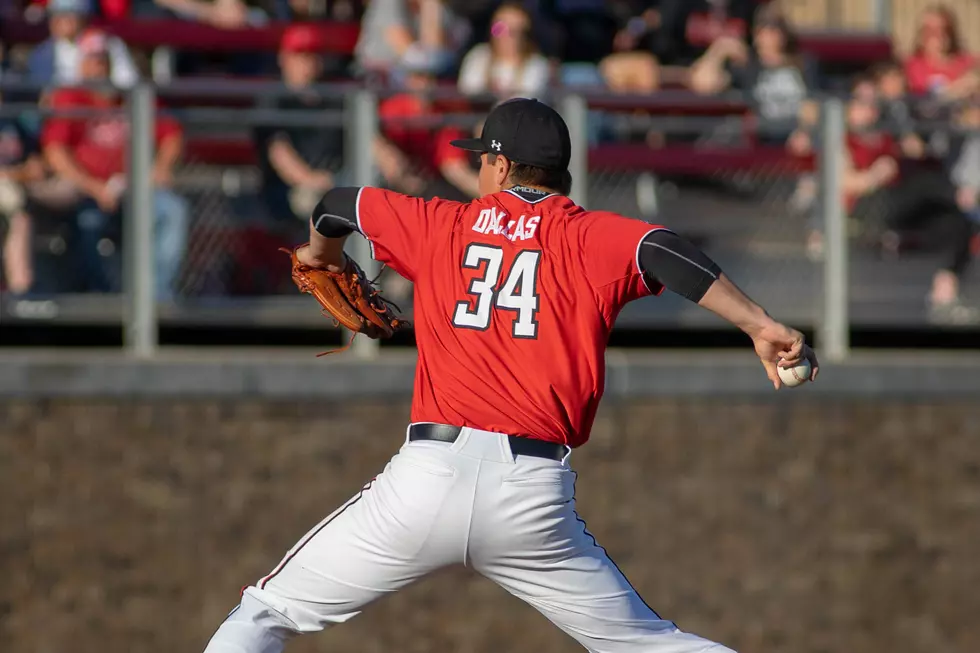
[204,98,819,653]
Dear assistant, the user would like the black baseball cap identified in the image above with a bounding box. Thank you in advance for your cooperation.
[451,98,571,171]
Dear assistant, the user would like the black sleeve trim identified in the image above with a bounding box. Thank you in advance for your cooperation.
[311,187,363,238]
[637,229,722,303]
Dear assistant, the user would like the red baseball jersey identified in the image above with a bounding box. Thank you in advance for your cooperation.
[357,186,664,448]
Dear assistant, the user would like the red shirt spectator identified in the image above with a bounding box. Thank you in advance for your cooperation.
[379,93,469,175]
[905,53,975,96]
[904,5,977,96]
[847,131,897,172]
[42,87,182,182]
[845,130,898,212]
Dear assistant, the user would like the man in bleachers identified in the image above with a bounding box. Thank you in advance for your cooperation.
[656,0,755,66]
[26,0,138,89]
[873,60,927,159]
[354,0,469,82]
[950,95,980,226]
[690,9,816,146]
[41,30,188,299]
[255,25,346,221]
[148,0,274,27]
[374,60,480,201]
[0,103,45,296]
[597,1,662,95]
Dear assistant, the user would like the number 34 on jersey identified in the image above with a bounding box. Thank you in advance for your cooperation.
[453,206,544,340]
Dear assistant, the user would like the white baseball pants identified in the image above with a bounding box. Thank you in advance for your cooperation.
[203,426,734,653]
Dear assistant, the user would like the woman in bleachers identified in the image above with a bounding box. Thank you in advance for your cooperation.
[457,1,551,100]
[903,4,977,100]
[689,8,816,145]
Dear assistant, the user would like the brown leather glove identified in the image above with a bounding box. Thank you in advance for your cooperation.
[282,245,409,355]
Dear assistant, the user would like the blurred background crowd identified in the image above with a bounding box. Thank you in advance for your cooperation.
[1,0,979,328]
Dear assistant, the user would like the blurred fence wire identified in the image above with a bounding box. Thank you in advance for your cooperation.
[3,82,980,355]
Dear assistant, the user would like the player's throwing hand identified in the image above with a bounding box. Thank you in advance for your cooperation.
[750,322,820,390]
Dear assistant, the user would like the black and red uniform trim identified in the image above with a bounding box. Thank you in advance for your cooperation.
[256,480,374,590]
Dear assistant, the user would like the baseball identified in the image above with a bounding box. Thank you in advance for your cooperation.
[778,360,812,388]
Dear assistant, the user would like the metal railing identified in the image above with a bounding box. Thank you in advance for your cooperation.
[5,81,980,359]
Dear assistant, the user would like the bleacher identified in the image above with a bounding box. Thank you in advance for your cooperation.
[2,5,978,331]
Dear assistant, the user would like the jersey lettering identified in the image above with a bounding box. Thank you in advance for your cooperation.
[471,208,541,242]
[452,244,541,338]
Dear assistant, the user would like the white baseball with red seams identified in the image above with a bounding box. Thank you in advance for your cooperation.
[778,360,812,387]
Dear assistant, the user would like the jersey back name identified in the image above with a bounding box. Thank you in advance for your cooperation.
[357,186,663,447]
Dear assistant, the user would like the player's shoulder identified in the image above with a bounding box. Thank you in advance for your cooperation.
[566,206,658,232]
[362,186,469,221]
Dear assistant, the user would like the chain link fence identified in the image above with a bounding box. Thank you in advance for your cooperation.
[583,106,822,329]
[167,92,348,300]
[4,84,980,340]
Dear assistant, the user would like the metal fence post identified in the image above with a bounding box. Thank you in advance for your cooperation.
[125,82,157,358]
[872,0,891,34]
[560,93,589,209]
[348,89,381,359]
[818,98,849,361]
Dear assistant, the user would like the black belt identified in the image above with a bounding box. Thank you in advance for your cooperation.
[408,424,567,462]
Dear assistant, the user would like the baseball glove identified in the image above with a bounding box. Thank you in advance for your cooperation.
[282,245,409,355]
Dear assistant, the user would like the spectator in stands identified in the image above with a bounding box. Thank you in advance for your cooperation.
[375,62,479,200]
[457,2,551,100]
[27,0,138,88]
[598,1,661,94]
[840,77,978,324]
[255,25,345,221]
[41,31,188,298]
[539,0,616,66]
[0,111,45,295]
[284,0,363,21]
[949,95,980,225]
[354,0,469,82]
[151,0,278,27]
[904,4,978,100]
[874,60,927,159]
[689,10,816,145]
[655,0,755,66]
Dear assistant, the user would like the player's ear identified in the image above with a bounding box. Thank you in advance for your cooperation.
[495,155,511,188]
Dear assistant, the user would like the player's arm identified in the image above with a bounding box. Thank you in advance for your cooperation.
[638,229,819,387]
[296,187,360,272]
[637,230,766,331]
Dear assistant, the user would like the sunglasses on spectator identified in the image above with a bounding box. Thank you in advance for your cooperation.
[491,21,530,38]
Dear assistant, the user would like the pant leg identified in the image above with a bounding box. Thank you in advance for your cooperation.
[203,441,465,653]
[925,211,976,276]
[472,463,734,653]
[153,189,189,301]
[75,199,117,293]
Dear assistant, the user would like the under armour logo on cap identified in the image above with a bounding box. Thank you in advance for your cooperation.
[449,99,571,171]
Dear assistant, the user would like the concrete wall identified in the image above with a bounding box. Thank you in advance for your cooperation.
[3,392,979,653]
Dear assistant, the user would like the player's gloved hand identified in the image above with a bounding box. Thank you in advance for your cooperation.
[282,244,410,356]
[751,322,820,389]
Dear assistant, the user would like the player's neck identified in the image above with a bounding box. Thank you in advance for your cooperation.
[503,183,559,195]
